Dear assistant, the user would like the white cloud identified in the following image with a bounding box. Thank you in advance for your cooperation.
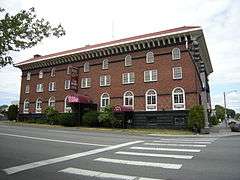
[0,0,240,112]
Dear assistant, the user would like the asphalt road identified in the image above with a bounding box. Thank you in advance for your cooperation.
[0,124,240,180]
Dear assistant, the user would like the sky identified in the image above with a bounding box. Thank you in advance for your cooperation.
[0,0,240,113]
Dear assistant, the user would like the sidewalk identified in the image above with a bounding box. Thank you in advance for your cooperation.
[0,121,239,138]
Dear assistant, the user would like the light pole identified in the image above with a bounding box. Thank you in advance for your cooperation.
[223,90,237,128]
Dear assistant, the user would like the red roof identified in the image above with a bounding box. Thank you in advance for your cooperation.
[15,26,201,66]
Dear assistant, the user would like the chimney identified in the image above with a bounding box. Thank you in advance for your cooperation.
[33,54,41,58]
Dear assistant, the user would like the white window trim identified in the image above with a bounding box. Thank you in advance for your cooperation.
[123,91,134,109]
[48,96,56,108]
[100,75,111,86]
[64,96,72,113]
[102,59,109,69]
[36,83,43,92]
[144,70,158,82]
[39,70,43,79]
[64,80,71,90]
[25,85,30,94]
[27,72,31,81]
[23,99,30,114]
[81,78,91,88]
[172,67,183,80]
[84,62,90,72]
[172,87,186,110]
[122,72,135,84]
[145,89,157,111]
[35,98,42,113]
[125,55,132,67]
[48,82,56,92]
[51,68,56,77]
[146,51,154,63]
[67,66,72,75]
[172,47,181,60]
[100,93,110,108]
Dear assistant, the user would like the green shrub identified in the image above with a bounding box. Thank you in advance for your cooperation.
[188,105,205,132]
[44,107,59,125]
[210,115,219,126]
[82,111,99,127]
[7,104,18,120]
[98,106,122,128]
[58,113,76,127]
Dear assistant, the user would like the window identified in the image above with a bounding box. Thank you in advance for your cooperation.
[67,66,72,75]
[64,96,72,113]
[123,91,134,108]
[172,47,181,60]
[172,87,185,110]
[102,59,109,69]
[48,96,56,108]
[144,70,157,82]
[146,51,154,63]
[27,72,31,80]
[125,55,132,66]
[39,70,43,79]
[25,85,30,93]
[48,82,56,91]
[36,83,43,92]
[100,75,111,86]
[35,98,42,113]
[51,68,56,77]
[23,99,30,114]
[122,72,135,84]
[100,93,110,108]
[64,80,71,90]
[84,62,90,72]
[81,78,91,88]
[145,89,157,111]
[173,67,182,79]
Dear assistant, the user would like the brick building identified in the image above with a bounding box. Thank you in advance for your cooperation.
[15,26,213,128]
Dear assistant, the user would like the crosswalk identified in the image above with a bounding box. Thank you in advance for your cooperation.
[59,137,218,179]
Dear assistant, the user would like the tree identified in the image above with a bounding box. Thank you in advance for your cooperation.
[188,105,205,133]
[215,105,236,120]
[235,113,240,120]
[0,7,65,68]
[7,104,18,120]
[0,104,8,113]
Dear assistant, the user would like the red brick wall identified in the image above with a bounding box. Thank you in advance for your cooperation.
[19,44,202,113]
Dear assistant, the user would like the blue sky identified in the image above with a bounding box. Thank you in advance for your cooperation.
[0,0,240,112]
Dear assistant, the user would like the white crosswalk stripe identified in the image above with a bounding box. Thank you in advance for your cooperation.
[115,151,193,159]
[59,168,165,180]
[144,142,207,147]
[94,157,182,169]
[153,140,212,144]
[130,146,201,152]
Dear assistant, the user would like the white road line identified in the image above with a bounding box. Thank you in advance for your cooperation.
[59,168,165,180]
[3,140,143,175]
[159,138,217,141]
[130,146,201,153]
[153,140,212,144]
[145,143,207,148]
[94,158,182,169]
[115,151,193,159]
[0,132,108,147]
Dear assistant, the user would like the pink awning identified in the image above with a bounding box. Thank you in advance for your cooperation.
[113,105,133,112]
[67,94,92,104]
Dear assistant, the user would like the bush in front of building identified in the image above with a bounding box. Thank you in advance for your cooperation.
[82,111,99,127]
[7,104,18,120]
[188,105,205,133]
[58,113,76,127]
[98,106,122,128]
[44,107,59,125]
[209,115,219,126]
